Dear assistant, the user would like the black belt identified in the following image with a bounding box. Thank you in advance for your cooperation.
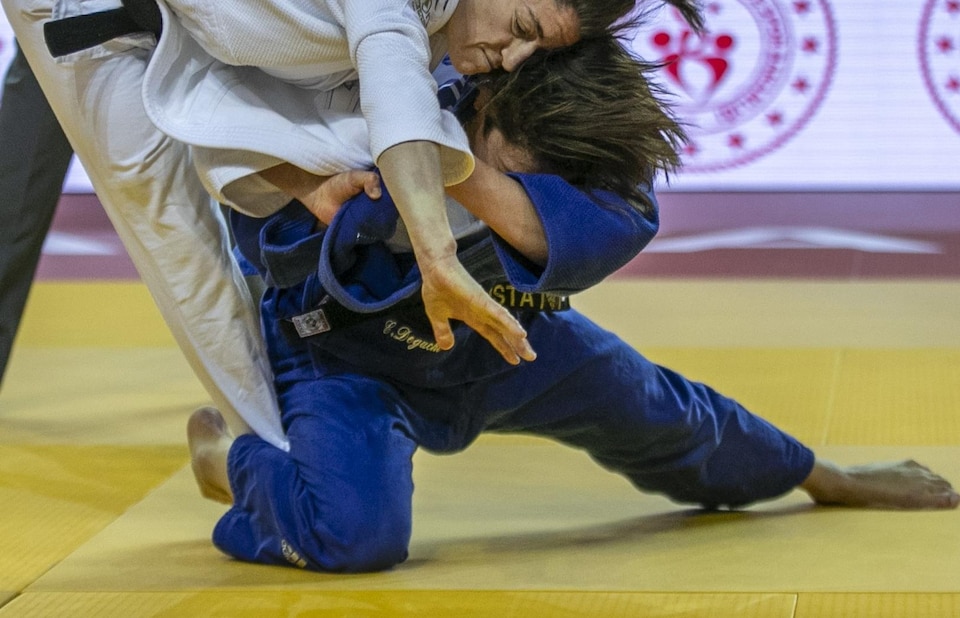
[44,0,162,58]
[285,283,569,339]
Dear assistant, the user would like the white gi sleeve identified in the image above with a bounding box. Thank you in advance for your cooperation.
[345,0,474,186]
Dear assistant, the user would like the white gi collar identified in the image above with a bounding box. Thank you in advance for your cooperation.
[420,0,459,33]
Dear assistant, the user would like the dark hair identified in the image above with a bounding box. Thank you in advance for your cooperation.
[476,35,689,214]
[566,0,704,40]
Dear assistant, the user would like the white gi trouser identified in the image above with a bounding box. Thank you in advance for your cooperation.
[1,0,288,448]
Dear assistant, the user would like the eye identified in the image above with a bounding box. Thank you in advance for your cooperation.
[513,15,534,40]
[481,114,494,136]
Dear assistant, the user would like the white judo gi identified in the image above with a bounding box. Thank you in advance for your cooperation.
[143,0,473,215]
[0,0,476,448]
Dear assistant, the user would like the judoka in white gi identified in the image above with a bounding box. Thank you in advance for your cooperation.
[3,0,702,448]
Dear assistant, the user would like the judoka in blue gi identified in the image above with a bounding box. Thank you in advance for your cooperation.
[188,37,960,574]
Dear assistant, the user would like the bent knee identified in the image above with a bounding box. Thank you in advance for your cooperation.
[301,515,411,573]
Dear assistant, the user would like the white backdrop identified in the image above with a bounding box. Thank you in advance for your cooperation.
[2,0,959,193]
[630,0,960,190]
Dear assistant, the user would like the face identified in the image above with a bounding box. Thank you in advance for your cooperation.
[472,126,536,172]
[465,96,537,173]
[442,0,580,74]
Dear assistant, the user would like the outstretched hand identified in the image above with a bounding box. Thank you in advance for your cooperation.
[375,141,537,365]
[419,253,536,365]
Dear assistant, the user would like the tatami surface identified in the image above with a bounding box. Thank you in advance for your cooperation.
[1,193,959,616]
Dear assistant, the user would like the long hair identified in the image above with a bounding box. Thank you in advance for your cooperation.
[568,0,703,40]
[477,35,689,214]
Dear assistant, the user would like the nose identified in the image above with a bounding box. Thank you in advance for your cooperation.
[501,40,538,72]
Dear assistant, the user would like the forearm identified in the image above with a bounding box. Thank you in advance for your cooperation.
[447,159,548,266]
[377,141,457,267]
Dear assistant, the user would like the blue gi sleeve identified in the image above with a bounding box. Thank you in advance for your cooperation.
[313,173,660,311]
[491,173,660,295]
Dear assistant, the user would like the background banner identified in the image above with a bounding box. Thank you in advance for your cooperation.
[2,0,959,193]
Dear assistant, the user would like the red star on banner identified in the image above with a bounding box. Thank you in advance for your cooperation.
[683,142,699,156]
[792,77,810,93]
[947,1,960,15]
[767,111,784,126]
[728,134,745,148]
[794,1,811,14]
[937,36,955,53]
[706,2,721,15]
[946,76,960,92]
[803,37,819,53]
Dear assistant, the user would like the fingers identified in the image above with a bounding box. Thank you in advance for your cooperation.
[362,172,382,199]
[483,296,537,362]
[477,320,536,366]
[419,255,537,365]
[423,289,537,364]
[308,170,381,224]
[462,298,537,365]
[472,318,521,365]
[335,170,380,199]
[429,315,456,352]
[491,310,536,364]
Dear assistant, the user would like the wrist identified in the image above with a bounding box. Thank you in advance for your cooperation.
[410,236,458,269]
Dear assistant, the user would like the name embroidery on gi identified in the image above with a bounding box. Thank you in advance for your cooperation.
[488,283,567,311]
[383,320,442,353]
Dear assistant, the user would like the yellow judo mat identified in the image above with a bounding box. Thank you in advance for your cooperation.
[1,280,958,617]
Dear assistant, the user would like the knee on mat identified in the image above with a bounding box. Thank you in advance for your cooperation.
[305,512,412,573]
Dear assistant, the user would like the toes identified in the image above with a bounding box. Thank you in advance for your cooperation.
[188,407,232,448]
[915,490,960,510]
[190,406,227,432]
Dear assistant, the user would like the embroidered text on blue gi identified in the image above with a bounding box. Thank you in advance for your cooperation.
[488,283,565,311]
[383,320,443,353]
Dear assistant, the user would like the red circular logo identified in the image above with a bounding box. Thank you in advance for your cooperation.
[920,0,960,133]
[629,0,838,172]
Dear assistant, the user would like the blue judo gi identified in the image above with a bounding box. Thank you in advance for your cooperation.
[217,175,815,573]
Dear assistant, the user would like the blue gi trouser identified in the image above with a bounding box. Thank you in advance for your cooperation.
[212,279,815,573]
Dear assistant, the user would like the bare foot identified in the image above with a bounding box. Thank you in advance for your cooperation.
[187,407,235,505]
[801,459,960,510]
